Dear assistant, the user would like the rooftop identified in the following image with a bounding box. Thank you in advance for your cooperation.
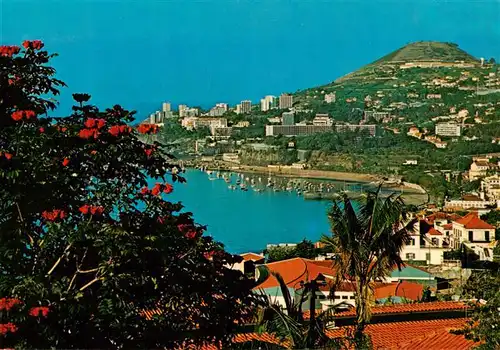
[453,212,495,229]
[240,252,265,262]
[254,258,336,290]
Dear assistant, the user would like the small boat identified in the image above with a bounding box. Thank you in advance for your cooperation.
[228,185,236,190]
[206,170,213,175]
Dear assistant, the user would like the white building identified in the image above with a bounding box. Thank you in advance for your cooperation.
[444,194,494,210]
[279,93,293,109]
[451,212,495,253]
[162,102,171,112]
[324,92,336,104]
[435,123,461,137]
[260,98,270,112]
[482,174,500,200]
[240,100,252,114]
[312,115,334,126]
[400,220,451,265]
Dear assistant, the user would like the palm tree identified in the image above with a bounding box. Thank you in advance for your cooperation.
[321,187,415,343]
[254,272,349,349]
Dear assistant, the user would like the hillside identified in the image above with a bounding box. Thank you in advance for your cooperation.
[371,41,477,65]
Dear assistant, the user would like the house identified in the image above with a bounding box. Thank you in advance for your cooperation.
[199,303,476,349]
[400,219,451,265]
[469,158,499,180]
[253,258,337,311]
[229,252,265,274]
[444,194,494,210]
[481,174,500,200]
[451,212,495,251]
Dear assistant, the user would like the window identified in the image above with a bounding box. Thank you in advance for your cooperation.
[349,295,355,300]
[341,296,348,300]
[431,238,438,246]
[410,238,415,246]
[485,231,490,242]
[426,253,431,262]
[468,231,474,242]
[317,295,326,300]
[406,253,415,260]
[334,295,341,300]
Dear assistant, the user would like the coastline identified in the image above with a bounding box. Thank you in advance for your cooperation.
[191,162,428,204]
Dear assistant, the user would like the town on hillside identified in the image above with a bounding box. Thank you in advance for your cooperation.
[145,41,500,205]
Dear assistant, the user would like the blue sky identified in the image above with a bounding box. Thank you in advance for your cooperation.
[1,0,499,117]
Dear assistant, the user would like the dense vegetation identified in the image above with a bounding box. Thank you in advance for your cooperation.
[0,41,255,348]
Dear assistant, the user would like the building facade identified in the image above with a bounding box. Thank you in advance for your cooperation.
[435,123,461,137]
[324,92,336,104]
[279,93,293,109]
[240,100,252,114]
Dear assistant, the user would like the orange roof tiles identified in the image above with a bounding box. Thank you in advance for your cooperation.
[453,212,495,229]
[334,301,466,317]
[428,227,443,236]
[443,223,453,230]
[373,281,424,301]
[240,252,265,262]
[254,258,337,290]
[326,318,475,350]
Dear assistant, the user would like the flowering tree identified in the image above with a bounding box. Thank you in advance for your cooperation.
[0,40,255,348]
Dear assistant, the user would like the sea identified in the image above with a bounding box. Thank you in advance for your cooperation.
[154,169,334,253]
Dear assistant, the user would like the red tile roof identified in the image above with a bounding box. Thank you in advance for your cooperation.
[254,258,337,290]
[453,212,495,229]
[373,281,424,301]
[443,223,453,230]
[196,318,475,350]
[428,227,443,236]
[240,252,265,262]
[326,318,475,350]
[334,301,466,317]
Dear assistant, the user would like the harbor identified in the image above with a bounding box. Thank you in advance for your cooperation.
[194,165,428,205]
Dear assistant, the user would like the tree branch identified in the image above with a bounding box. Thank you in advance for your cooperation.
[46,243,73,276]
[79,277,103,291]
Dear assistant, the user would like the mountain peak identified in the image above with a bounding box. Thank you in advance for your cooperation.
[371,41,478,65]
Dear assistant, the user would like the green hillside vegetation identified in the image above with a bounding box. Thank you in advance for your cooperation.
[372,41,478,65]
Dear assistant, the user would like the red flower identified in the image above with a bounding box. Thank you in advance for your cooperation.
[61,127,67,132]
[108,125,121,137]
[79,204,90,214]
[89,206,104,215]
[90,150,97,155]
[96,119,106,129]
[0,323,18,335]
[42,209,65,222]
[29,306,49,317]
[79,128,99,139]
[24,110,36,119]
[39,127,45,133]
[163,183,173,194]
[185,230,199,240]
[22,40,44,50]
[11,111,23,121]
[138,124,159,134]
[11,110,36,121]
[0,298,22,311]
[32,40,44,50]
[8,79,14,85]
[4,153,13,160]
[62,158,70,167]
[140,187,149,195]
[84,118,96,128]
[204,251,215,260]
[144,148,153,157]
[119,125,131,134]
[151,184,161,196]
[0,45,20,57]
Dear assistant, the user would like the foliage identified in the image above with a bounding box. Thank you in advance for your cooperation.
[0,41,255,348]
[321,188,415,340]
[255,272,365,349]
[456,267,500,349]
[266,239,317,262]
